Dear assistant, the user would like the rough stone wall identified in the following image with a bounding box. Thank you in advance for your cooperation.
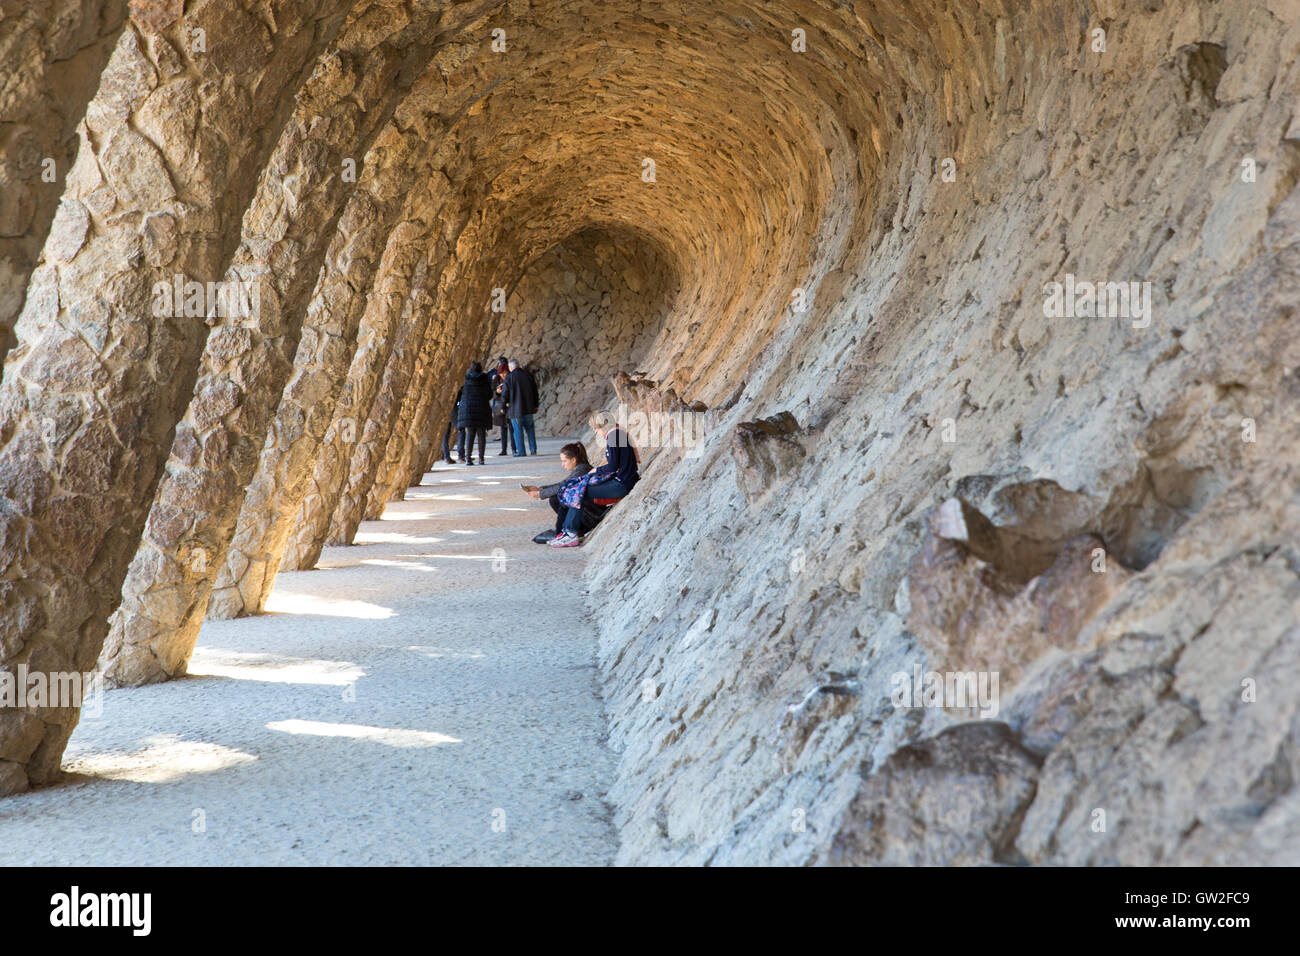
[0,0,127,365]
[0,0,1295,869]
[487,226,678,435]
[585,0,1300,865]
[0,0,356,790]
[97,21,439,685]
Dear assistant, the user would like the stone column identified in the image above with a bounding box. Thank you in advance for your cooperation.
[278,251,435,571]
[388,382,439,495]
[327,284,434,541]
[0,4,351,792]
[364,326,447,514]
[98,37,430,686]
[374,308,461,504]
[0,1,126,368]
[204,209,421,619]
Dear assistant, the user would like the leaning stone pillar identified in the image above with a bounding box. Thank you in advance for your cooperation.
[0,2,126,367]
[278,257,433,571]
[0,6,350,792]
[97,66,398,686]
[328,287,434,540]
[282,202,474,569]
[365,342,437,516]
[388,382,440,497]
[374,325,456,506]
[205,213,424,619]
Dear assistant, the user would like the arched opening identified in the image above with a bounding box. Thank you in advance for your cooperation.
[489,225,681,436]
[0,0,1295,872]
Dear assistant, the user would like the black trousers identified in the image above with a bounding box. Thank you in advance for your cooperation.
[459,427,486,462]
[497,420,514,454]
[548,496,607,534]
[441,421,458,461]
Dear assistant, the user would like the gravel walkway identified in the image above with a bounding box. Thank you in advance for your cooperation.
[0,438,619,865]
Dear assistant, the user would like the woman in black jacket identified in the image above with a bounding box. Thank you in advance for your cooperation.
[489,357,514,455]
[440,384,464,463]
[456,362,494,465]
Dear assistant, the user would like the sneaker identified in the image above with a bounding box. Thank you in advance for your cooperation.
[548,532,582,548]
[532,529,559,544]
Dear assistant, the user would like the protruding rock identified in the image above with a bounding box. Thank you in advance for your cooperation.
[731,411,806,504]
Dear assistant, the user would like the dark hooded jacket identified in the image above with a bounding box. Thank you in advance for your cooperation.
[592,426,639,489]
[457,369,493,429]
[449,385,463,426]
[503,366,540,420]
[489,365,508,426]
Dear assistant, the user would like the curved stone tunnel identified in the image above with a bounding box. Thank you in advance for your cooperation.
[1,0,1298,866]
[488,225,680,435]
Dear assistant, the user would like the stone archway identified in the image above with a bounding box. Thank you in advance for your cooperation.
[488,225,680,436]
[0,0,1297,872]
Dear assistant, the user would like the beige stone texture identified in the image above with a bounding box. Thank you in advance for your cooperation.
[0,0,1296,871]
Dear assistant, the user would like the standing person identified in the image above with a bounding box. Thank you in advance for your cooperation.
[504,358,540,456]
[457,361,493,465]
[522,442,593,543]
[440,383,464,464]
[549,415,639,548]
[490,356,514,456]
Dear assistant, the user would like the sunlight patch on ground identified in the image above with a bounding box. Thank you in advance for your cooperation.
[353,531,445,545]
[188,648,364,685]
[67,735,258,783]
[405,645,487,660]
[360,558,437,573]
[266,720,461,748]
[264,592,395,619]
[392,552,502,562]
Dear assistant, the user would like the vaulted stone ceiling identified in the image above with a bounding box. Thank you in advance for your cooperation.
[2,0,1298,865]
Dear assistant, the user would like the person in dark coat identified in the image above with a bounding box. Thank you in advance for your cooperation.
[440,384,464,463]
[522,442,605,543]
[489,356,514,456]
[503,359,540,456]
[550,415,639,547]
[457,362,493,465]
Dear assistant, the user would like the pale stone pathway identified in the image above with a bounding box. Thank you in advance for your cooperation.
[0,438,618,865]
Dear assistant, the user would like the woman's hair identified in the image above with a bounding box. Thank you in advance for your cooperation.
[469,361,483,373]
[559,442,589,466]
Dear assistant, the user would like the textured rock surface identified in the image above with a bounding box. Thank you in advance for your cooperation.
[578,0,1300,866]
[487,227,679,435]
[0,0,354,787]
[0,0,126,365]
[0,0,1297,869]
[98,27,430,684]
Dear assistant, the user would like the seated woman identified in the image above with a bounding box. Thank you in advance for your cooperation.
[523,442,592,544]
[549,415,640,548]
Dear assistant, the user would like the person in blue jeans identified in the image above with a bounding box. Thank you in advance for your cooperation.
[550,416,639,547]
[503,359,540,456]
